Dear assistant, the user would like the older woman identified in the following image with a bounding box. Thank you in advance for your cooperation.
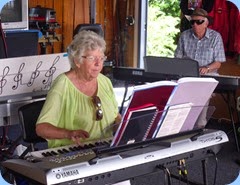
[36,30,121,149]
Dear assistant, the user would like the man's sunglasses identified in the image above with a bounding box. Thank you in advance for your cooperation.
[92,96,103,121]
[190,19,205,25]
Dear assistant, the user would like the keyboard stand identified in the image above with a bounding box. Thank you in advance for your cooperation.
[220,90,240,152]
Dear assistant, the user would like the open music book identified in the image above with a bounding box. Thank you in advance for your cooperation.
[111,77,218,147]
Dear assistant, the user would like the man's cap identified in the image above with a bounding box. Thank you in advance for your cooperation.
[191,8,213,24]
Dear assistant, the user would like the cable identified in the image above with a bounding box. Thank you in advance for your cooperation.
[157,164,172,185]
[177,159,189,185]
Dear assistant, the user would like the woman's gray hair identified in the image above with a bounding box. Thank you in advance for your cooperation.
[67,30,106,69]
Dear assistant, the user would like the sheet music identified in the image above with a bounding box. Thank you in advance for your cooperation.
[155,103,192,138]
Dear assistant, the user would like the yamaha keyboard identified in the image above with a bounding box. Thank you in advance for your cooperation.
[113,67,240,91]
[2,129,228,185]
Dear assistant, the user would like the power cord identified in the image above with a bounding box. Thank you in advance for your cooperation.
[177,159,189,185]
[157,164,172,185]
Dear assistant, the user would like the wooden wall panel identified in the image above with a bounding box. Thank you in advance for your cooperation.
[96,0,114,60]
[95,0,135,67]
[45,0,53,8]
[52,0,63,53]
[62,0,75,51]
[74,0,90,25]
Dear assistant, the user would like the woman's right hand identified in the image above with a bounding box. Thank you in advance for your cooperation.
[36,123,89,146]
[67,129,90,146]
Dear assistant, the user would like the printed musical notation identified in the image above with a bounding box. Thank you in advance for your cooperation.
[0,66,10,95]
[12,63,25,90]
[42,56,59,89]
[0,53,70,97]
[27,61,42,87]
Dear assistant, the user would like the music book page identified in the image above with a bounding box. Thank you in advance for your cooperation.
[168,77,218,131]
[155,103,192,138]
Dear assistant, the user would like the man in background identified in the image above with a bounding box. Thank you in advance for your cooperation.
[174,8,226,128]
[175,8,226,75]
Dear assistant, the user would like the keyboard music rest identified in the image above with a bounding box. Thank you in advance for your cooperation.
[2,129,229,185]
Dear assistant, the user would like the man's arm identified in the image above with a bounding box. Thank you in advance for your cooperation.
[199,61,222,75]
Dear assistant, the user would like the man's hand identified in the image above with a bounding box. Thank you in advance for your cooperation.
[199,66,210,75]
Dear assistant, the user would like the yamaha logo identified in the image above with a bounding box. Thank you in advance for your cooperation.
[56,169,79,179]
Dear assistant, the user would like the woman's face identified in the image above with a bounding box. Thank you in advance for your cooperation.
[76,49,105,80]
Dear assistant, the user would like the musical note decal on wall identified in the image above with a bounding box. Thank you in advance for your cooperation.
[27,61,42,87]
[0,53,70,97]
[43,56,59,89]
[0,66,10,95]
[12,63,25,90]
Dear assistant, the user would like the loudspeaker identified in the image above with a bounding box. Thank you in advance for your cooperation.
[0,31,39,59]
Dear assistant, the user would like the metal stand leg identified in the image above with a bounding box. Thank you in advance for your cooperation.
[226,93,240,152]
[221,92,240,152]
[202,159,208,185]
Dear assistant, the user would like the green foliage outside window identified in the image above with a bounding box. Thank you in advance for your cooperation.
[147,0,181,57]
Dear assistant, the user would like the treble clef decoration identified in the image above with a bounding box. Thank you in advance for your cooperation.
[12,63,25,90]
[43,56,60,88]
[0,66,10,95]
[27,61,42,87]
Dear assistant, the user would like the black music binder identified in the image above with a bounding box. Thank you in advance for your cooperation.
[116,105,158,146]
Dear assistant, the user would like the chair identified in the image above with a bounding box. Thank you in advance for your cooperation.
[73,23,104,37]
[18,100,47,154]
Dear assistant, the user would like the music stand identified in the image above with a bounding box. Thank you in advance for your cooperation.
[144,56,200,79]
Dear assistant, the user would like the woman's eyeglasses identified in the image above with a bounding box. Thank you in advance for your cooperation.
[190,19,205,25]
[82,56,107,63]
[92,96,103,121]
